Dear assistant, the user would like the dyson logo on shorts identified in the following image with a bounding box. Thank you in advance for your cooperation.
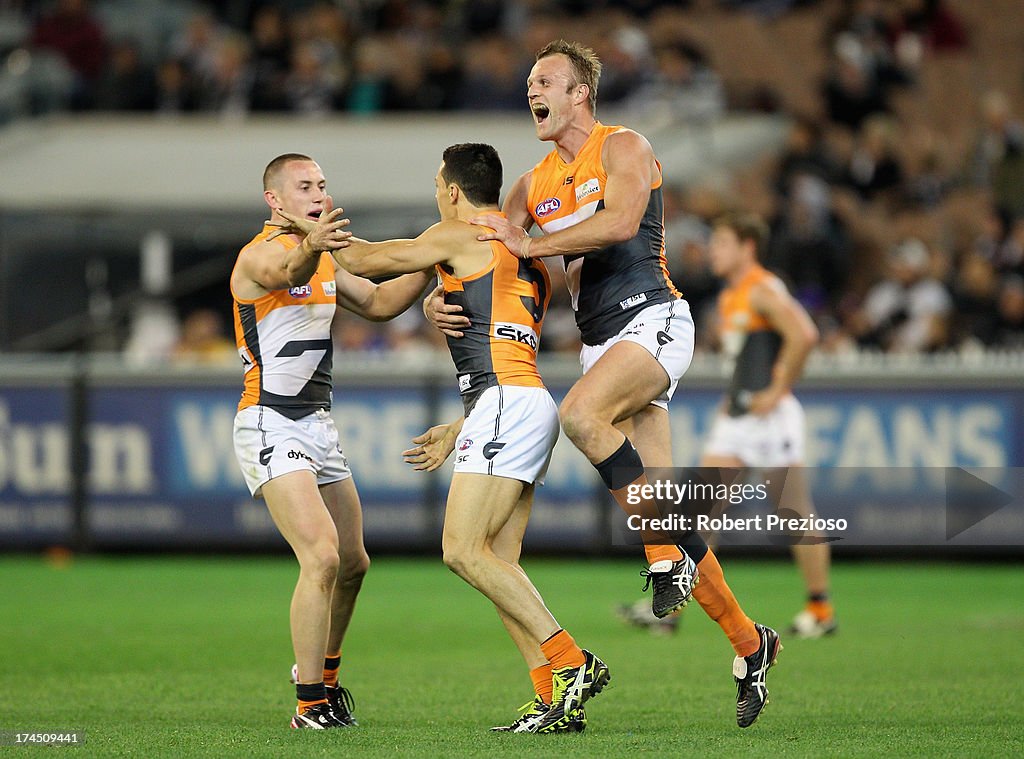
[289,284,313,298]
[535,198,561,217]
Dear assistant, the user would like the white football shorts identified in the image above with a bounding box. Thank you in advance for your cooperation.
[234,405,352,498]
[580,299,695,410]
[453,385,559,485]
[704,394,806,467]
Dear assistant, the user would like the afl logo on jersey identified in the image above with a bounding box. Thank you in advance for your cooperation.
[535,197,561,217]
[289,284,313,298]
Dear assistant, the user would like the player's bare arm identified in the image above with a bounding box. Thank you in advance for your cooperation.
[334,267,433,322]
[236,206,351,297]
[335,221,480,279]
[472,132,654,259]
[747,278,819,415]
[402,417,465,472]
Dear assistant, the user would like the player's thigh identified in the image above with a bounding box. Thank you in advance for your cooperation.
[492,484,535,564]
[563,340,670,426]
[319,477,369,567]
[443,472,526,551]
[262,470,338,558]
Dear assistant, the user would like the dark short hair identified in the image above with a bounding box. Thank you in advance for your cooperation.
[263,153,314,190]
[441,143,502,207]
[713,211,770,259]
[537,39,601,113]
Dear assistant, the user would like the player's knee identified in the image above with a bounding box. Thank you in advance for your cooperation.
[303,543,340,592]
[442,540,480,579]
[338,552,369,585]
[559,400,598,447]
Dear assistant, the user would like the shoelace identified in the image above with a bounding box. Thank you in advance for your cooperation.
[508,699,547,728]
[640,567,661,593]
[332,686,356,715]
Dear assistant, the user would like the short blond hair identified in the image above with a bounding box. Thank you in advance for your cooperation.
[537,39,601,113]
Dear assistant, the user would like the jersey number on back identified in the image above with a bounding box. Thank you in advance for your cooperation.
[516,260,547,324]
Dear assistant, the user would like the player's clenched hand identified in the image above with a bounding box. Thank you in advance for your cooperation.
[402,423,458,472]
[471,213,531,258]
[423,284,470,338]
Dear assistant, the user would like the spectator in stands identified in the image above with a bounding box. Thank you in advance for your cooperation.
[847,237,952,351]
[773,115,841,197]
[950,252,1000,348]
[901,127,952,210]
[457,36,525,110]
[624,39,724,123]
[249,5,292,112]
[996,216,1024,274]
[93,40,154,111]
[595,24,654,104]
[843,114,905,203]
[420,43,464,111]
[171,10,224,87]
[971,91,1024,218]
[194,33,253,115]
[172,308,236,365]
[154,58,199,114]
[989,275,1024,349]
[345,38,391,113]
[822,33,892,130]
[766,173,851,315]
[890,0,968,54]
[282,40,343,115]
[30,0,106,108]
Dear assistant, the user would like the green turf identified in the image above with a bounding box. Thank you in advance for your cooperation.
[1,555,1021,758]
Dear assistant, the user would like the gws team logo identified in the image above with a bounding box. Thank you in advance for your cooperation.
[483,441,506,460]
[458,438,474,451]
[494,322,539,351]
[535,197,561,217]
[289,284,313,298]
[575,178,600,202]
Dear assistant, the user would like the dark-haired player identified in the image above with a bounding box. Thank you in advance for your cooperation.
[276,143,609,733]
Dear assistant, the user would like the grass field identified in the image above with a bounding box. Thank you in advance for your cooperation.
[1,555,1022,758]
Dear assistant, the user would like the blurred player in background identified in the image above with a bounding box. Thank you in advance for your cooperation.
[231,153,433,729]
[279,143,609,734]
[620,212,835,639]
[432,40,779,727]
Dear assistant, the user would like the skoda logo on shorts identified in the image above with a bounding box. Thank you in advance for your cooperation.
[289,284,313,298]
[535,198,561,217]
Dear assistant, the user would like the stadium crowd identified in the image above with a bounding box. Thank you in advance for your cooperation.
[2,0,1022,360]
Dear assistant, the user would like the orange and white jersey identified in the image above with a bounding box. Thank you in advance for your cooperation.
[231,224,337,419]
[526,122,681,346]
[436,224,551,414]
[718,264,782,415]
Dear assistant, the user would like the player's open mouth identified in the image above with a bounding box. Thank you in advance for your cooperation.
[306,211,321,220]
[532,103,549,124]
